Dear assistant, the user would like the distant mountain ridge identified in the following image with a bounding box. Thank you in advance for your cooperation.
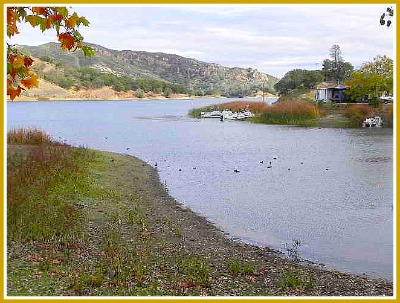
[21,42,278,96]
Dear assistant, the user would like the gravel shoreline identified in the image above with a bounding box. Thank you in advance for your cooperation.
[7,148,394,296]
[105,151,393,296]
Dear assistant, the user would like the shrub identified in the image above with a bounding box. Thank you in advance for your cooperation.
[381,105,393,127]
[344,104,374,126]
[7,127,53,145]
[136,89,145,98]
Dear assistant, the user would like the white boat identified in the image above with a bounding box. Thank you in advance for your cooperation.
[362,116,383,127]
[379,95,394,103]
[220,110,233,121]
[235,112,247,120]
[242,110,255,118]
[200,110,222,118]
[201,109,255,121]
[224,111,254,120]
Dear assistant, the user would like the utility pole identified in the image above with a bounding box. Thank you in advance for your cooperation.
[262,82,265,102]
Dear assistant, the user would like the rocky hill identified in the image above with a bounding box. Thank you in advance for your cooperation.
[20,42,278,97]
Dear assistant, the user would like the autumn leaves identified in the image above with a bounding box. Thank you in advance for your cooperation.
[7,49,39,100]
[6,6,93,100]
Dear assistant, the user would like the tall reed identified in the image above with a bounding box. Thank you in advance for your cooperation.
[7,128,92,243]
[7,127,53,145]
[254,100,320,125]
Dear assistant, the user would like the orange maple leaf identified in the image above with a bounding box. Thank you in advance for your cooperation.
[25,15,39,27]
[7,85,22,101]
[7,7,18,24]
[21,74,39,89]
[24,56,34,67]
[32,7,47,16]
[12,56,25,69]
[52,14,63,23]
[58,33,75,50]
[7,22,19,37]
[44,17,52,30]
[65,12,79,29]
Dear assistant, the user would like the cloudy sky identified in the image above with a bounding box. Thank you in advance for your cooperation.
[8,4,395,78]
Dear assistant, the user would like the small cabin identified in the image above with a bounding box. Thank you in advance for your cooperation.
[315,83,349,103]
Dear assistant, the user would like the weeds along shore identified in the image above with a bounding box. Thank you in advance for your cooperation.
[7,128,393,296]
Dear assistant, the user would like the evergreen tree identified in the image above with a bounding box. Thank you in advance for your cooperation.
[322,45,354,83]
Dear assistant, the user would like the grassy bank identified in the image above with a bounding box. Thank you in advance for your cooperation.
[7,128,392,296]
[189,100,393,128]
[252,100,320,126]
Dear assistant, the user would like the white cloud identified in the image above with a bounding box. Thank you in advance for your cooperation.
[7,4,395,78]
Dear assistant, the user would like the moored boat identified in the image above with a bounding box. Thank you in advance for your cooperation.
[362,116,383,127]
[201,110,223,118]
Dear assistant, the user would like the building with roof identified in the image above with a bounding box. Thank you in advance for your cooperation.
[315,82,349,103]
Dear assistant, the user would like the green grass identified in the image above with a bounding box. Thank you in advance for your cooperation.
[251,116,318,127]
[7,128,215,296]
[176,256,211,288]
[228,258,255,276]
[277,269,316,292]
[7,131,95,243]
[277,270,302,289]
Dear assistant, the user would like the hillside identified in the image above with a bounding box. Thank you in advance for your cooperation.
[20,42,278,97]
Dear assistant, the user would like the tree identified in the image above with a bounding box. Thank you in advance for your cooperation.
[7,6,94,100]
[329,44,342,68]
[163,87,173,98]
[322,45,354,83]
[274,69,323,95]
[345,55,393,103]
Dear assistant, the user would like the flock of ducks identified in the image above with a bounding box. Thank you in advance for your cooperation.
[115,137,331,174]
[147,156,331,174]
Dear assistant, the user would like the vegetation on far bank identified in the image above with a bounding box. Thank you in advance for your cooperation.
[189,99,393,128]
[274,47,393,107]
[7,128,393,296]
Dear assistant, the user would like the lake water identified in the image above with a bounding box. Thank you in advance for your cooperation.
[7,98,394,280]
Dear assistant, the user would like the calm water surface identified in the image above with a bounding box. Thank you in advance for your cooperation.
[7,98,394,280]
